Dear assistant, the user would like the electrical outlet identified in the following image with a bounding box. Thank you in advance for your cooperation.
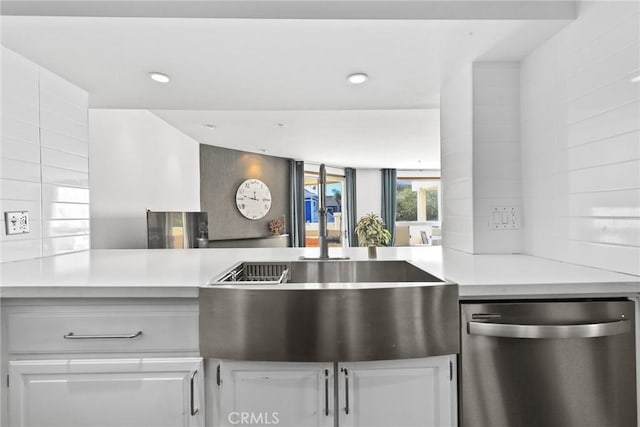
[4,211,30,235]
[489,206,520,230]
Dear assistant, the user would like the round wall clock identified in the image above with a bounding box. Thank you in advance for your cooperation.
[235,179,272,220]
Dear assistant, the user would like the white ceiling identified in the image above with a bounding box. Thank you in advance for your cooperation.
[1,17,569,110]
[153,109,441,169]
[0,12,571,167]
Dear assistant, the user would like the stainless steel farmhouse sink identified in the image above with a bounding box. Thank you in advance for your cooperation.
[199,260,459,362]
[211,260,444,284]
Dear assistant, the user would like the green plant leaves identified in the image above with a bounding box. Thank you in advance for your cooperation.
[355,213,392,247]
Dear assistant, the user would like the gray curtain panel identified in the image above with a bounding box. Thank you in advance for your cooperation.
[380,168,397,246]
[345,168,358,247]
[289,159,306,247]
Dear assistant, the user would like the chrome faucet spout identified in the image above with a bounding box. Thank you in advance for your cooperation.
[318,164,329,259]
[299,164,348,261]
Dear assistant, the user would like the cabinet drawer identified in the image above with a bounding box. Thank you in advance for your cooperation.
[7,306,199,354]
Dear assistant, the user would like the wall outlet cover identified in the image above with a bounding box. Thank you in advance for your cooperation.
[489,206,521,230]
[4,211,30,235]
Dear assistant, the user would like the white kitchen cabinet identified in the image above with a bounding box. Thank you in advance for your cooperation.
[212,356,456,427]
[9,357,204,427]
[215,360,334,427]
[338,356,456,427]
[3,300,203,427]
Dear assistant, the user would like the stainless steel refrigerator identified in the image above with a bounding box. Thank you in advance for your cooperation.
[146,210,209,248]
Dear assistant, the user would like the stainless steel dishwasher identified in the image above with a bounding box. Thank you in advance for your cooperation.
[460,299,636,427]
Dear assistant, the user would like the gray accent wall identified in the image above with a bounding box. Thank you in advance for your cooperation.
[200,144,290,241]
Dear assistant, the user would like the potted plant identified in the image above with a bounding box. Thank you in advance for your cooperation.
[268,217,284,236]
[354,213,392,258]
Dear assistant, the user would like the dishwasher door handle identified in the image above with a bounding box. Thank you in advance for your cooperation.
[468,319,630,339]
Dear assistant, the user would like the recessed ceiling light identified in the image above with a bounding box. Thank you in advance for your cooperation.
[631,75,640,83]
[203,124,216,130]
[148,72,170,83]
[347,73,368,85]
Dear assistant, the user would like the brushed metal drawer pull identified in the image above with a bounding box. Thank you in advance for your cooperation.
[190,370,199,416]
[324,369,329,416]
[344,368,350,415]
[63,331,143,340]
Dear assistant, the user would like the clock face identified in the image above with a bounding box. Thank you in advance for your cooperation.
[235,179,272,220]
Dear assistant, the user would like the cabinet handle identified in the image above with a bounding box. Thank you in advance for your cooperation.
[468,319,630,339]
[344,368,350,415]
[190,370,199,416]
[63,331,143,339]
[324,369,329,416]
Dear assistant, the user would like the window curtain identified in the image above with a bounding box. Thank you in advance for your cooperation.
[345,168,358,247]
[380,168,397,246]
[289,160,306,247]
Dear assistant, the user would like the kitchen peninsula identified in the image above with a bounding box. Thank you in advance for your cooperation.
[1,247,638,427]
[1,247,637,298]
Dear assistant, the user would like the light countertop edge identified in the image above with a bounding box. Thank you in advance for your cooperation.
[1,247,638,299]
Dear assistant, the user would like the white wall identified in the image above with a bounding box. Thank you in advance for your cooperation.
[441,64,475,253]
[397,170,440,179]
[1,47,89,263]
[89,109,200,249]
[521,1,640,275]
[355,169,381,220]
[473,62,523,253]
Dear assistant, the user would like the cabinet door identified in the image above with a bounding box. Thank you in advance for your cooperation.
[9,357,204,427]
[217,360,333,427]
[338,356,455,427]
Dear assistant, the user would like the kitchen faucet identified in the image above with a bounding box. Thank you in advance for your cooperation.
[318,164,329,259]
[301,163,348,260]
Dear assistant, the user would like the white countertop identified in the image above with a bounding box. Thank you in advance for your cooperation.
[0,247,638,298]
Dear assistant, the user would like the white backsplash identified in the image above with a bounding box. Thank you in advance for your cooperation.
[521,1,640,275]
[0,47,89,263]
[473,62,523,254]
[441,64,475,253]
[441,2,639,273]
[441,62,523,254]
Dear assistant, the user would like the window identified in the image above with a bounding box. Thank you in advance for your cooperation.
[395,177,441,246]
[303,172,347,247]
[396,179,440,223]
[425,185,439,222]
[397,180,418,221]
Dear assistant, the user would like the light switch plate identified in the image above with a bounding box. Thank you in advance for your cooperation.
[489,206,520,230]
[4,211,30,235]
